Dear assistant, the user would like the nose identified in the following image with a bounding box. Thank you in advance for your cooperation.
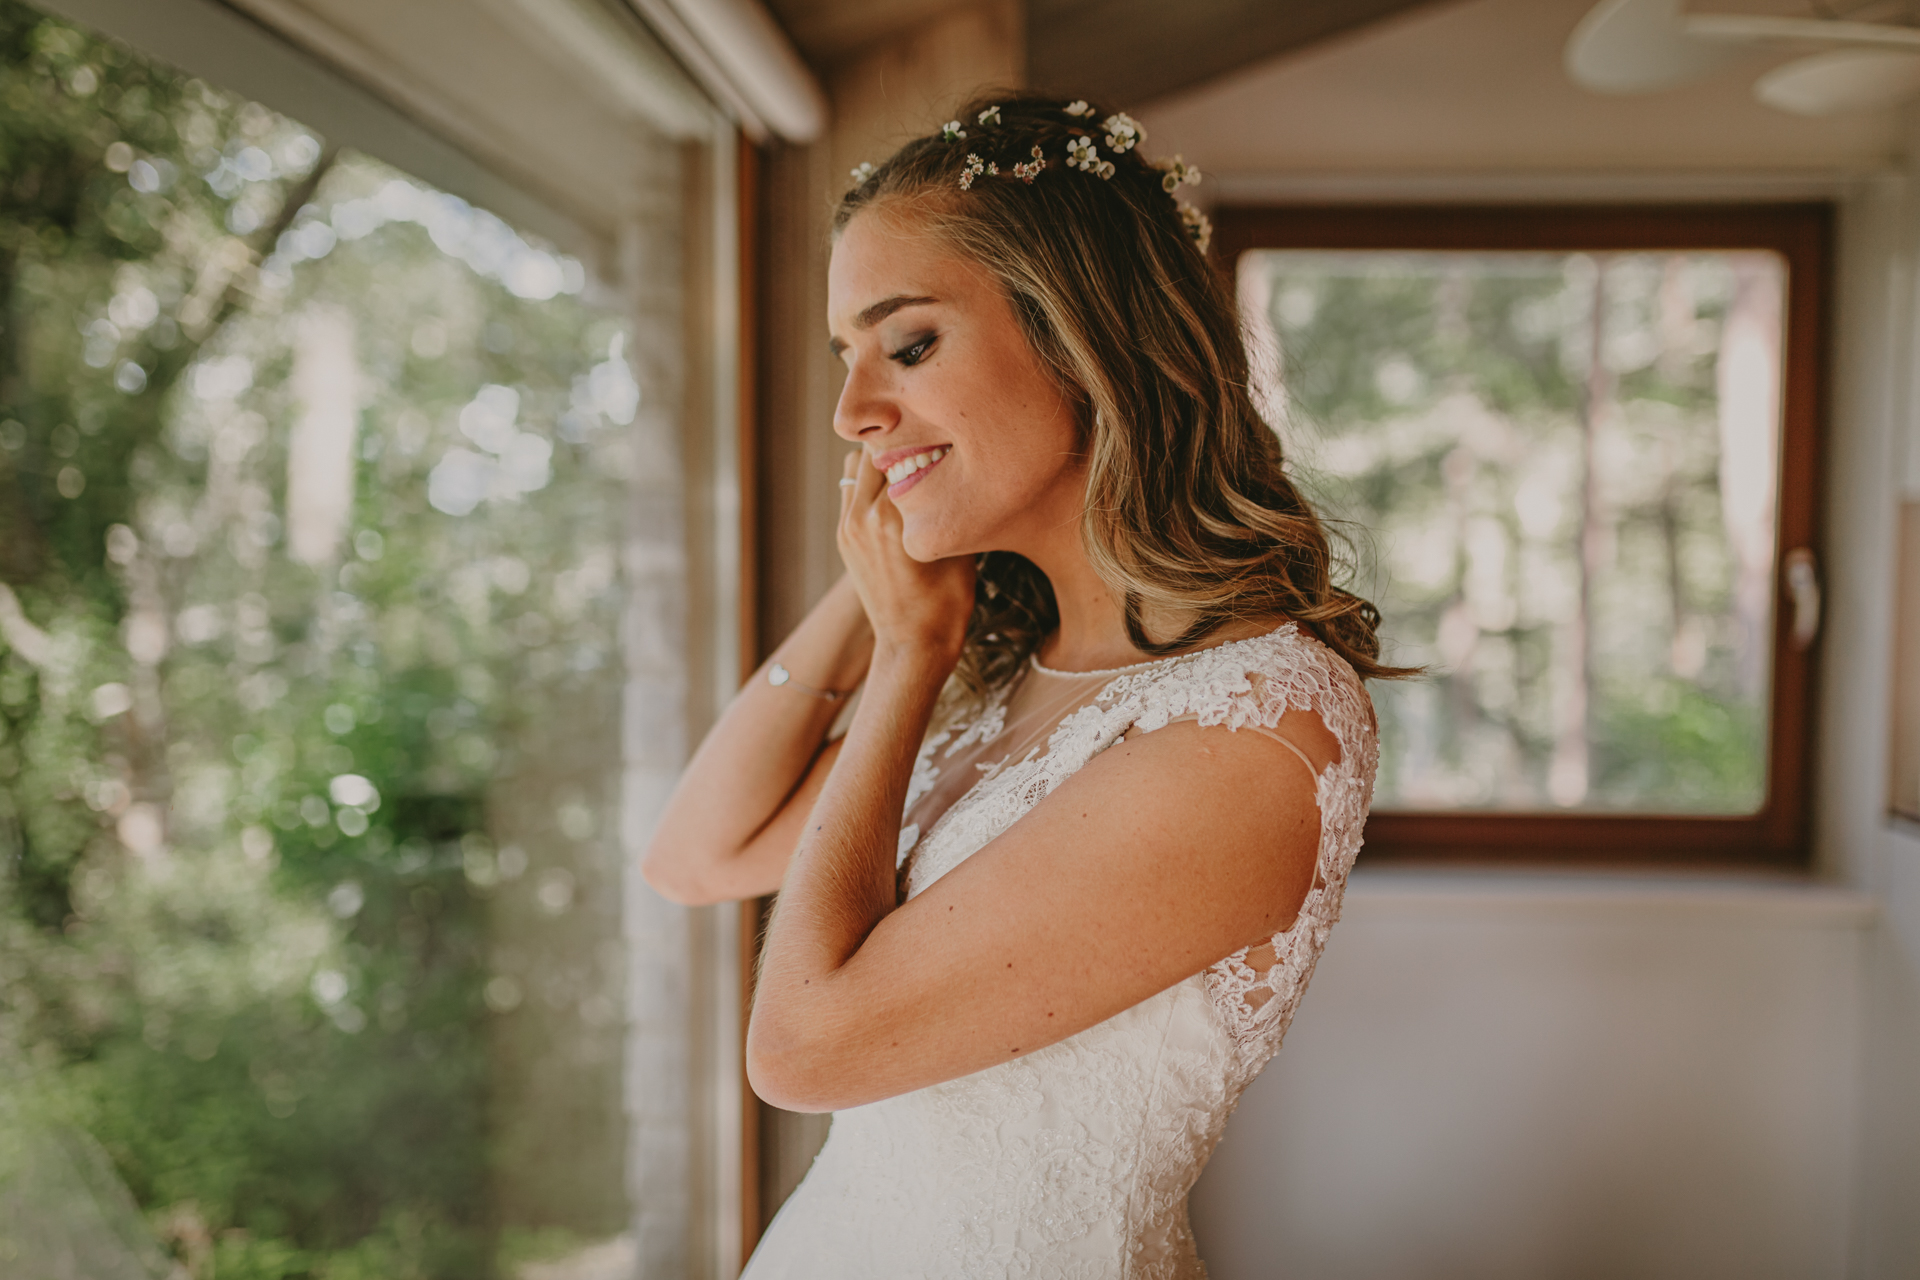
[831,358,898,443]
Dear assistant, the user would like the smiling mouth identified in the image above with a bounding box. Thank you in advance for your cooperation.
[882,446,949,495]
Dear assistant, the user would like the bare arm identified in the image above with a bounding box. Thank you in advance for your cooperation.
[640,574,874,905]
[745,449,1333,1114]
[747,708,1328,1113]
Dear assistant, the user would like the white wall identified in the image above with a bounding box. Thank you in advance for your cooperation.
[1191,875,1873,1280]
[1178,182,1920,1272]
[1815,155,1920,1280]
[1146,1,1920,1275]
[1173,163,1920,1280]
[1864,150,1920,1255]
[1856,824,1920,1277]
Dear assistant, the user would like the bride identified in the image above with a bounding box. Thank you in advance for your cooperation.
[644,93,1396,1278]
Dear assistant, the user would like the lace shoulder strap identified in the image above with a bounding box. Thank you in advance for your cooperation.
[900,624,1378,902]
[1099,625,1379,1062]
[1097,623,1376,781]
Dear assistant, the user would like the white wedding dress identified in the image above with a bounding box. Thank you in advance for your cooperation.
[742,623,1378,1279]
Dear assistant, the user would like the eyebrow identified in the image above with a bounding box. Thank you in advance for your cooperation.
[828,294,940,355]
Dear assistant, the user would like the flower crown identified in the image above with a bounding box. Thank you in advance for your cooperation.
[847,101,1211,255]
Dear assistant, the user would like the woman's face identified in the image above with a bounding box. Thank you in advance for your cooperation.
[828,206,1084,564]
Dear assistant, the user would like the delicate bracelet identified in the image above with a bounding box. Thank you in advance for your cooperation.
[767,662,853,702]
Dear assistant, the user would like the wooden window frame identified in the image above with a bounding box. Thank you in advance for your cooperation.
[1214,203,1832,868]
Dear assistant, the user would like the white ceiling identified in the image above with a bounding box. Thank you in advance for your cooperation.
[1139,0,1907,183]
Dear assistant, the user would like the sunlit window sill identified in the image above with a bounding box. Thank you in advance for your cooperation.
[1345,865,1879,927]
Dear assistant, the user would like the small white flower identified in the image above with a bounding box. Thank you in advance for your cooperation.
[958,152,987,190]
[977,104,1002,127]
[1102,112,1143,153]
[1160,155,1202,192]
[1064,99,1093,118]
[941,120,967,141]
[1178,201,1212,254]
[850,161,876,185]
[1065,135,1114,178]
[1012,145,1048,182]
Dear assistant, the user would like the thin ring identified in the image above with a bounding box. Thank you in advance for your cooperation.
[838,477,858,487]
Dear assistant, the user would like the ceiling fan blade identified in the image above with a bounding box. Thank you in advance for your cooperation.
[1566,0,1748,93]
[1687,14,1920,51]
[1754,47,1920,114]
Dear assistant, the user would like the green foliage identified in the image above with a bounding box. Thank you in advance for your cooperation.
[496,1226,599,1273]
[1594,679,1765,813]
[1259,250,1772,812]
[0,4,633,1274]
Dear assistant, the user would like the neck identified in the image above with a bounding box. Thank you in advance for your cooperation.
[1037,557,1139,674]
[1009,476,1276,673]
[1016,499,1146,674]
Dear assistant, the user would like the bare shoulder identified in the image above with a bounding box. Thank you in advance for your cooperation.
[745,623,1376,1111]
[797,696,1330,1103]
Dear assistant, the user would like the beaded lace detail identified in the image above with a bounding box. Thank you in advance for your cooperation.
[743,623,1377,1280]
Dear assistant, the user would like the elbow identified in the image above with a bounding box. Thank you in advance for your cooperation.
[745,1013,842,1114]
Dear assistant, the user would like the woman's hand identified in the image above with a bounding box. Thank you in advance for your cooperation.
[837,450,975,665]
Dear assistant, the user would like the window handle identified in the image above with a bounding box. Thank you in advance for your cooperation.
[1785,547,1822,651]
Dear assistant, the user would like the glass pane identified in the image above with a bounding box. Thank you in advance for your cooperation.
[0,9,641,1274]
[1241,248,1784,814]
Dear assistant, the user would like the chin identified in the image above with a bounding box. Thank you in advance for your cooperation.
[898,527,946,563]
[898,516,970,564]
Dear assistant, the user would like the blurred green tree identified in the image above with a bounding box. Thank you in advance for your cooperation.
[1256,251,1768,813]
[0,4,636,1274]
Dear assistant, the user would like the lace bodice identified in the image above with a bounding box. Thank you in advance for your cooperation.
[742,623,1378,1280]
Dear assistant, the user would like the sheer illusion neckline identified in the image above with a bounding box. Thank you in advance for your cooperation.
[1027,621,1295,679]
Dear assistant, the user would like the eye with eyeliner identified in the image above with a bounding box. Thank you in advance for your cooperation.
[890,333,937,367]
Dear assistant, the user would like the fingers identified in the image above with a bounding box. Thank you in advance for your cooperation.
[839,450,861,527]
[839,447,891,534]
[850,446,885,510]
[863,448,886,500]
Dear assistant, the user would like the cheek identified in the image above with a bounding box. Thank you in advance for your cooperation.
[968,413,1081,508]
[895,449,1076,562]
[890,359,1081,557]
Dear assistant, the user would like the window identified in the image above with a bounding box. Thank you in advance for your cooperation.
[1216,205,1828,866]
[0,8,661,1273]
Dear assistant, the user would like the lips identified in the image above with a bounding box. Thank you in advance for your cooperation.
[875,445,950,498]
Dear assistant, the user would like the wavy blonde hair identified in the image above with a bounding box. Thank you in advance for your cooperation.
[837,92,1410,692]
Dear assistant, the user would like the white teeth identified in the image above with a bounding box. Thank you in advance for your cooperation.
[884,446,948,485]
